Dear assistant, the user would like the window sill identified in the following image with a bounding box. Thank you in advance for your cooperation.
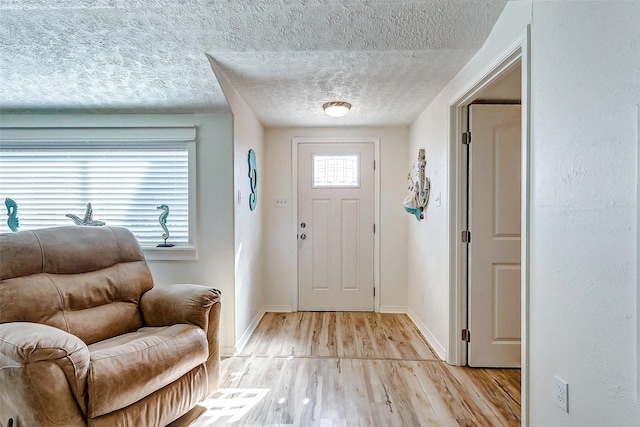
[142,245,197,261]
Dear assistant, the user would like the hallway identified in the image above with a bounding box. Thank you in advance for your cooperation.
[185,312,520,426]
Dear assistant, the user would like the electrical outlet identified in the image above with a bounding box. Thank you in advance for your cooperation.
[274,198,289,208]
[554,376,568,412]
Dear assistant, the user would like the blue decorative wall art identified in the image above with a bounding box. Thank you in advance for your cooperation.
[248,149,257,211]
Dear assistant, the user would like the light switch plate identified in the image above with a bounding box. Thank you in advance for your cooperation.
[434,191,441,207]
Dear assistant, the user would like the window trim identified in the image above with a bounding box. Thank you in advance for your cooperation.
[0,125,198,260]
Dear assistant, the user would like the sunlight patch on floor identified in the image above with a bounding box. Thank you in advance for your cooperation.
[197,388,270,424]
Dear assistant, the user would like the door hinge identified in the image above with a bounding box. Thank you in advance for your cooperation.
[461,329,470,342]
[374,160,376,170]
[373,287,376,297]
[462,131,471,145]
[373,223,376,234]
[461,230,471,243]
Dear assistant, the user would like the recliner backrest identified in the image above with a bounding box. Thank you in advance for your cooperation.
[0,226,153,344]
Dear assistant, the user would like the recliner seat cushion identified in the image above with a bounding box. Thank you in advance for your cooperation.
[87,324,208,418]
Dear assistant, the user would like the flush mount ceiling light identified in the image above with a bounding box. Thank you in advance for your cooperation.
[323,101,351,118]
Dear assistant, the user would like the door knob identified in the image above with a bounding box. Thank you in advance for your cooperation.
[300,234,307,240]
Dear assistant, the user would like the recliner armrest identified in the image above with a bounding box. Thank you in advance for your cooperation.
[0,322,90,414]
[140,284,221,395]
[140,284,221,331]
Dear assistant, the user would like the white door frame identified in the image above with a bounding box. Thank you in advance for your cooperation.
[447,28,531,425]
[291,136,381,312]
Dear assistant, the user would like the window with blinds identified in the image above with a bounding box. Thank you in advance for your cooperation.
[0,126,195,247]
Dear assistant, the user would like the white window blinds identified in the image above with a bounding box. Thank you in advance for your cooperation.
[0,126,195,247]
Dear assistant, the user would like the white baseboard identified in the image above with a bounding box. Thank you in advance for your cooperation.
[220,345,236,358]
[407,308,447,361]
[233,306,267,355]
[379,306,408,314]
[263,305,293,312]
[231,305,293,356]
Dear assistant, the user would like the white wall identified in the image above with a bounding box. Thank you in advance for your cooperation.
[263,126,409,312]
[1,113,237,355]
[409,0,640,424]
[528,2,640,425]
[407,1,532,360]
[210,61,266,350]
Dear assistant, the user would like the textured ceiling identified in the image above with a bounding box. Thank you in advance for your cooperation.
[0,0,508,126]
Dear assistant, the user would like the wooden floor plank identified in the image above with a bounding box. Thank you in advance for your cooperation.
[190,312,521,427]
[242,312,440,361]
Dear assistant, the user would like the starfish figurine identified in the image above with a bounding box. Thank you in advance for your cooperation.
[66,203,105,226]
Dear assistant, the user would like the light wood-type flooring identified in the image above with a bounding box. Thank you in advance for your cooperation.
[183,312,521,427]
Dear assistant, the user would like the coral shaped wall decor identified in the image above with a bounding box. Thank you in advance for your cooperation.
[404,149,430,221]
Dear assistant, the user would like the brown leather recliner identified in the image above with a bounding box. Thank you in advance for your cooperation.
[0,226,221,426]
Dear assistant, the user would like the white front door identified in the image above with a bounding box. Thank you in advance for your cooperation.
[297,143,374,311]
[467,104,522,368]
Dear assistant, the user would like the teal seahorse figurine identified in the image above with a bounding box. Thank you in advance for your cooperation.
[5,198,19,232]
[157,204,174,247]
[248,149,257,211]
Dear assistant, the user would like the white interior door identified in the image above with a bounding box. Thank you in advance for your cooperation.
[467,104,521,368]
[298,143,374,311]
